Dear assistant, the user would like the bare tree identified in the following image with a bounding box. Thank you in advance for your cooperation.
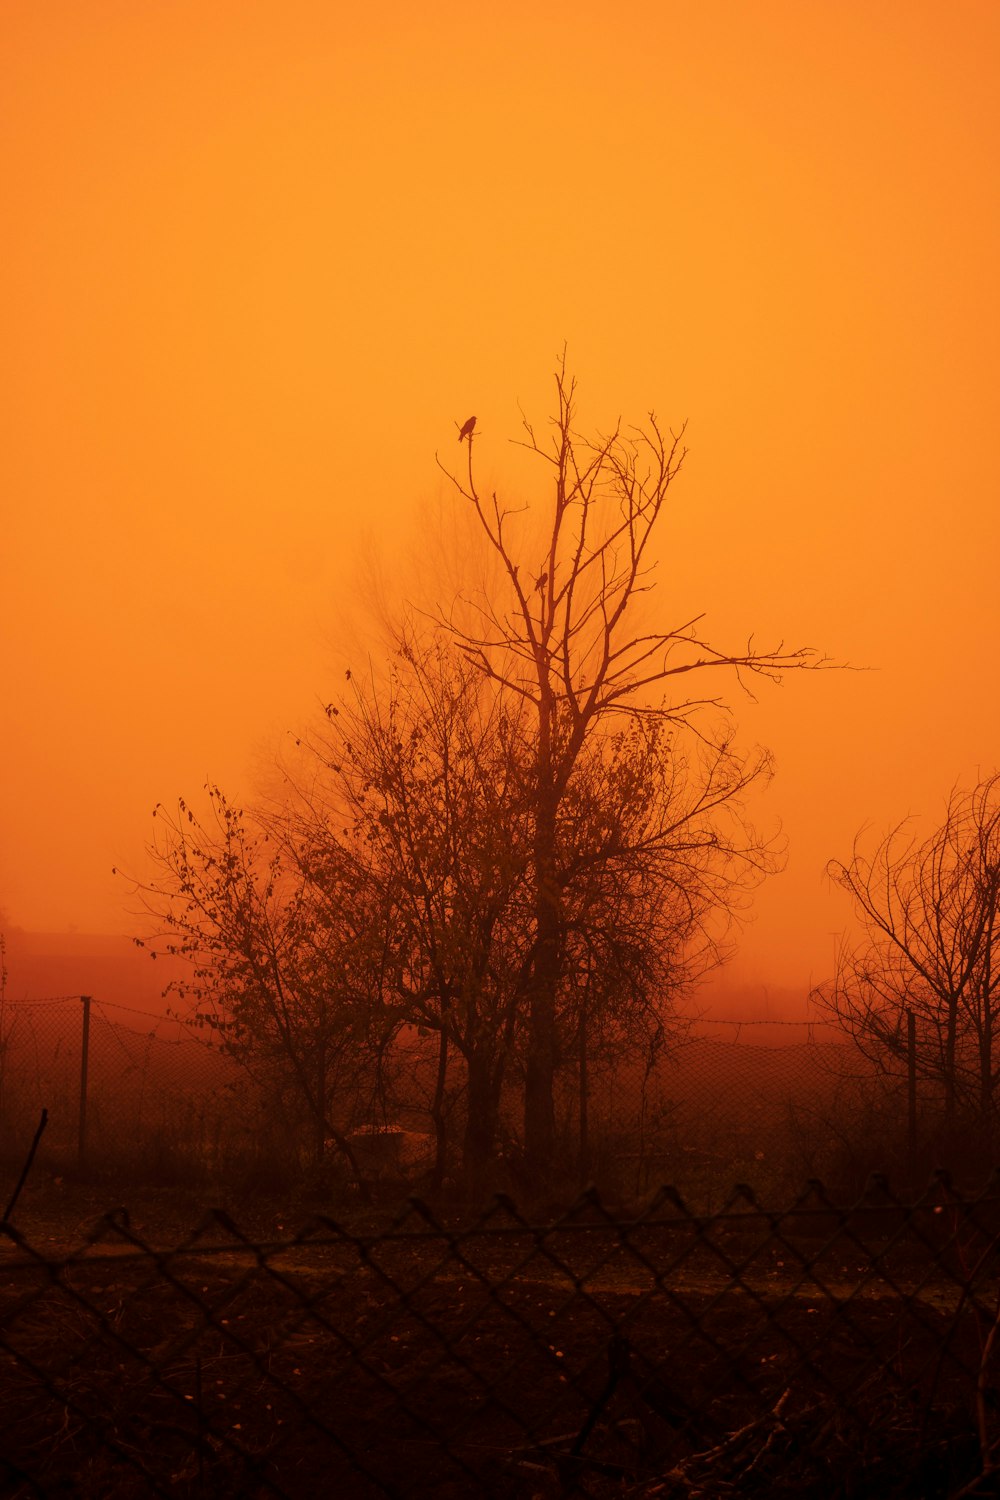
[128,787,398,1190]
[817,773,1000,1130]
[438,355,821,1175]
[130,363,826,1199]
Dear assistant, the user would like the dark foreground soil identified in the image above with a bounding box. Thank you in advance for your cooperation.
[0,1180,996,1498]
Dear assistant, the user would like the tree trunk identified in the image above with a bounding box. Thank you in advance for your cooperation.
[429,1025,450,1190]
[524,790,560,1179]
[980,984,993,1121]
[578,1009,590,1188]
[462,1046,503,1195]
[314,1034,327,1165]
[945,994,958,1129]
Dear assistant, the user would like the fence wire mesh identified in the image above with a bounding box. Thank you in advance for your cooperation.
[0,998,251,1179]
[3,1177,1000,1497]
[1,996,908,1205]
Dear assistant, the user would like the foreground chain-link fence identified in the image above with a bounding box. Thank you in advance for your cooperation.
[4,1176,1000,1497]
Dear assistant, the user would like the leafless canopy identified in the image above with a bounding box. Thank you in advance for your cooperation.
[818,773,1000,1124]
[437,354,821,746]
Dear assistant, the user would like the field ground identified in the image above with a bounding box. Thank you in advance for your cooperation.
[3,1178,999,1497]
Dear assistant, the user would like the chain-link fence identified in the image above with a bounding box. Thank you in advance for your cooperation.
[0,998,83,1161]
[0,997,253,1182]
[551,1024,859,1206]
[0,996,961,1204]
[3,1176,1000,1497]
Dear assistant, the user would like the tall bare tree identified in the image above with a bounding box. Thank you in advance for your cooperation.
[439,356,820,1173]
[818,773,1000,1128]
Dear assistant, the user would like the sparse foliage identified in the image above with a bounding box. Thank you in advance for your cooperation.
[131,788,398,1189]
[817,773,1000,1134]
[293,634,535,1186]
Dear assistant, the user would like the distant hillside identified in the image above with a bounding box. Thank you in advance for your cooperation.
[1,928,184,1021]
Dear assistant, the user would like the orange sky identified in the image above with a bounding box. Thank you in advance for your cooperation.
[2,1,998,1009]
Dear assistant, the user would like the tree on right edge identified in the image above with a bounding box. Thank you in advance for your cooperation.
[817,773,1000,1141]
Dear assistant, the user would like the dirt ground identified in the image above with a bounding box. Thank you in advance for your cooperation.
[1,1178,996,1498]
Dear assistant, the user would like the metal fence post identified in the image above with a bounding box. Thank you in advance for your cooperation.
[907,1008,917,1169]
[78,995,92,1170]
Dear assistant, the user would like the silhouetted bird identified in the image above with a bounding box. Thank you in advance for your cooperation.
[458,415,476,442]
[534,571,549,592]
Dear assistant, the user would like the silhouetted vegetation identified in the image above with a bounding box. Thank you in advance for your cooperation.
[816,773,1000,1166]
[130,365,825,1199]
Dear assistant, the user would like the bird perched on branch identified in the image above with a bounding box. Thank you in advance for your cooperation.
[458,415,476,442]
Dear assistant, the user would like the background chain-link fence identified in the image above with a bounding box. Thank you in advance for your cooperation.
[0,995,958,1205]
[3,1177,1000,1497]
[0,998,252,1181]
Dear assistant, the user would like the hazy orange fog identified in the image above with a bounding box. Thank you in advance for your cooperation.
[2,2,998,1011]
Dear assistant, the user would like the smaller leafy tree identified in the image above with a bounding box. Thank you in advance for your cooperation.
[131,786,400,1189]
[818,773,1000,1136]
[292,633,536,1188]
